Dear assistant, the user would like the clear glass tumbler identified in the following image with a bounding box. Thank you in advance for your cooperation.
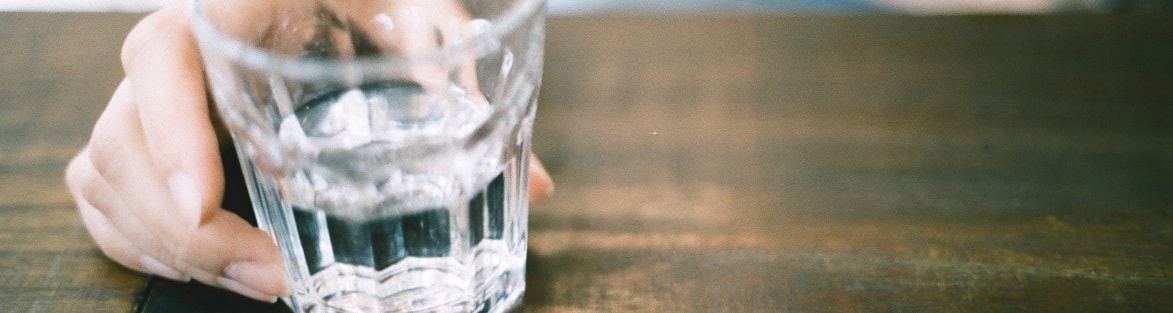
[189,0,544,312]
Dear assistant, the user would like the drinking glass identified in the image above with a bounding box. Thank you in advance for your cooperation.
[189,0,544,312]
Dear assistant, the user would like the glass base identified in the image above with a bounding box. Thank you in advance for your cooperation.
[287,248,524,313]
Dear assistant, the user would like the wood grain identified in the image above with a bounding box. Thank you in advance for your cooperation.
[527,15,1173,312]
[0,13,148,313]
[1,12,1171,313]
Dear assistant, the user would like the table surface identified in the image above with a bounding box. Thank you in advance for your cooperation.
[2,12,1172,313]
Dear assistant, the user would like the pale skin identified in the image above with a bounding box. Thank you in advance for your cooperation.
[64,0,553,303]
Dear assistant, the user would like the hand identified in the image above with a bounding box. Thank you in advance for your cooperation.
[65,0,552,302]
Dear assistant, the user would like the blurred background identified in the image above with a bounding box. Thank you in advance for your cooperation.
[0,0,1170,14]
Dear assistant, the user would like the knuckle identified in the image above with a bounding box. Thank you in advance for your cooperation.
[120,6,187,74]
[92,239,134,270]
[64,148,90,191]
[120,13,162,73]
[76,162,116,217]
[85,134,121,183]
[87,82,136,182]
[78,206,124,260]
[66,149,109,215]
[77,207,156,278]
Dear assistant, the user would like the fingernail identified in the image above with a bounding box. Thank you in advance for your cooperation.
[168,172,202,227]
[140,254,185,281]
[220,261,285,302]
[218,276,279,303]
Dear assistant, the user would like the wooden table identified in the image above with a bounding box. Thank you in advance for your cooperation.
[2,12,1171,313]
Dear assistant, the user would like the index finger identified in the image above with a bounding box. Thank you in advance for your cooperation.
[120,4,224,212]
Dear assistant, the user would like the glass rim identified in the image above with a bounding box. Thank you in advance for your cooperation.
[188,0,544,81]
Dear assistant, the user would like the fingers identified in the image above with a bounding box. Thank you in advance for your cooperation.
[193,0,278,43]
[67,148,188,282]
[85,78,285,302]
[121,5,224,216]
[328,0,478,93]
[77,0,542,305]
[340,1,545,200]
[177,209,286,302]
[529,154,554,201]
[79,149,284,302]
[88,80,188,254]
[77,3,287,301]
